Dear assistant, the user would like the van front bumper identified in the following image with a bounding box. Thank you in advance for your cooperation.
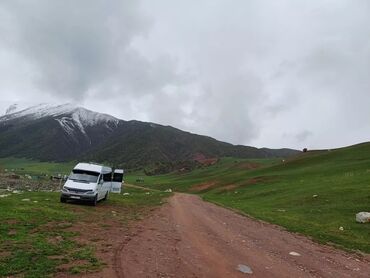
[60,192,96,201]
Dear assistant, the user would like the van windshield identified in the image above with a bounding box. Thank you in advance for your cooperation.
[69,170,99,183]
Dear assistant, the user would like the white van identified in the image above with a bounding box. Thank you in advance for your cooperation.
[60,162,123,206]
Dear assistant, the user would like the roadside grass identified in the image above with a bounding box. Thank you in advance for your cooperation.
[127,143,370,254]
[0,187,170,277]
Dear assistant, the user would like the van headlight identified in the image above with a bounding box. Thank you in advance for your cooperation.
[62,187,69,193]
[85,190,94,195]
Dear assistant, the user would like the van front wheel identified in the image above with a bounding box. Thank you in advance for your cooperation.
[91,195,98,206]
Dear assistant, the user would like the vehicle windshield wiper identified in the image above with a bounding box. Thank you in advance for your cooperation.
[70,179,90,183]
[79,180,90,183]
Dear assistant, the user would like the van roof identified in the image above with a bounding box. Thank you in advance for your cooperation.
[74,162,112,174]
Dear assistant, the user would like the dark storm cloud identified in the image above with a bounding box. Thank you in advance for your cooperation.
[0,0,370,149]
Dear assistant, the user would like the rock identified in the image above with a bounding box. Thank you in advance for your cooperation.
[356,212,370,223]
[237,264,253,274]
[0,194,9,198]
[289,252,301,256]
[339,226,344,231]
[33,201,38,203]
[312,194,318,198]
[48,255,65,260]
[57,222,72,227]
[21,198,30,202]
[8,229,17,236]
[165,189,172,193]
[122,193,130,196]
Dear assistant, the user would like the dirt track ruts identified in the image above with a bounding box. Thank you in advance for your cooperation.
[117,193,370,278]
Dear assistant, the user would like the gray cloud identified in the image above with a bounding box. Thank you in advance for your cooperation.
[0,0,181,100]
[295,131,313,143]
[0,0,370,149]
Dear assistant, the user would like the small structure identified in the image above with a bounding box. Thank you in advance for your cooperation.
[111,169,124,194]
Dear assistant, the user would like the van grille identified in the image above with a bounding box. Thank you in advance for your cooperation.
[65,187,91,193]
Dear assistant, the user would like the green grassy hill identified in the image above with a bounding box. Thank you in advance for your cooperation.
[127,142,370,253]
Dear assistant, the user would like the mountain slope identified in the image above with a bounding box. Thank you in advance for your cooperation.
[87,121,298,167]
[0,103,299,167]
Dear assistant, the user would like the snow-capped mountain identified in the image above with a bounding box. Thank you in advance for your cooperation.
[0,103,299,168]
[1,103,119,137]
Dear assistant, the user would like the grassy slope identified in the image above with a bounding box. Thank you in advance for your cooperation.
[0,188,170,277]
[127,143,370,253]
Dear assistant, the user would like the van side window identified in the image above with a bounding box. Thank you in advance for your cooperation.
[113,173,123,182]
[103,172,112,182]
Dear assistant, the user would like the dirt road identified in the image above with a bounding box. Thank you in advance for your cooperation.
[116,193,370,278]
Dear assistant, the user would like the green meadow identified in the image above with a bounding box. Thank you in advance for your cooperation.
[127,143,370,253]
[0,188,169,277]
[0,157,74,177]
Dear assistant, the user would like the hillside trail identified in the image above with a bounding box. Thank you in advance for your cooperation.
[90,193,370,278]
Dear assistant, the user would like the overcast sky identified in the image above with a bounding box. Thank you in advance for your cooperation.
[0,0,369,150]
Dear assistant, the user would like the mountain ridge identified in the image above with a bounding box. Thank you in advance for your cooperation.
[0,103,300,168]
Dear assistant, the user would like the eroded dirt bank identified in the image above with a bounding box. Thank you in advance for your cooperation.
[116,193,370,278]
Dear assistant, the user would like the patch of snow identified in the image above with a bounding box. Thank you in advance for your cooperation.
[55,117,77,136]
[5,104,18,115]
[3,102,35,116]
